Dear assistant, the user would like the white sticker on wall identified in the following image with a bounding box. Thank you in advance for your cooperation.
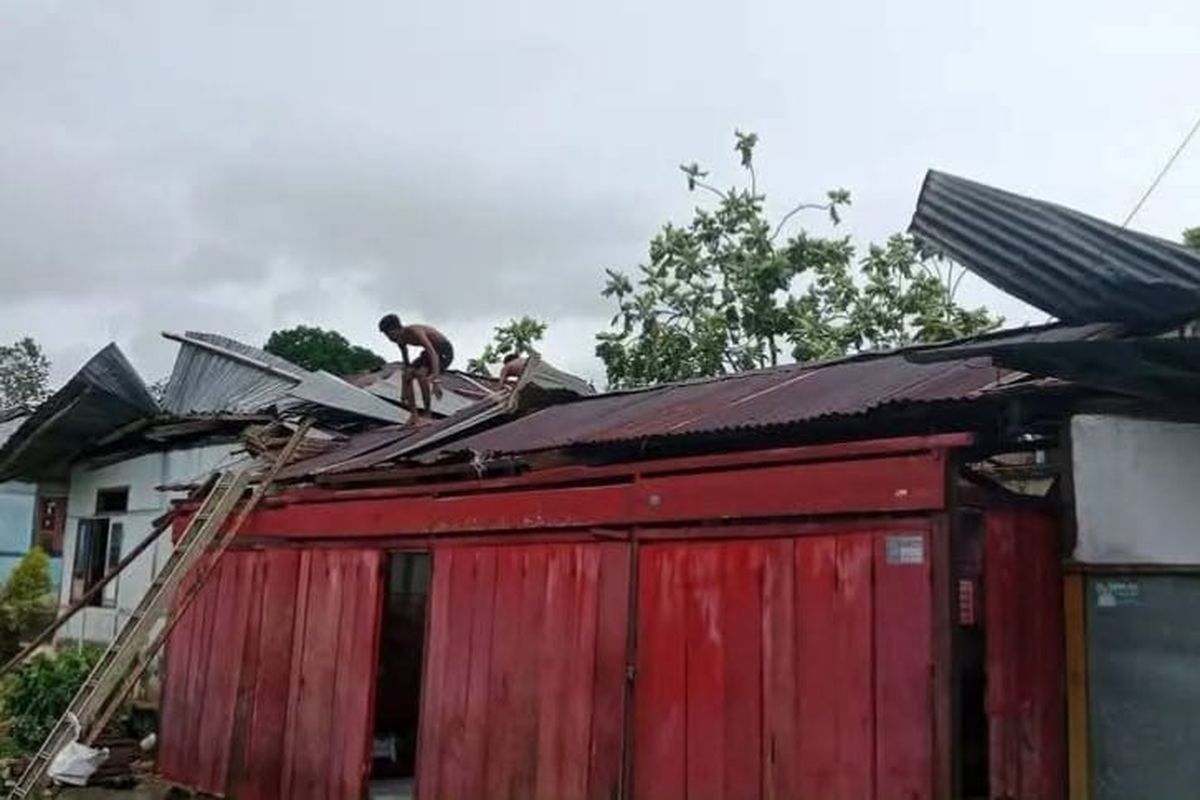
[1095,579,1140,608]
[885,535,925,565]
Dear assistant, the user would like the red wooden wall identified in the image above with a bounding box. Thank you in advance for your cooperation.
[985,510,1065,799]
[633,531,933,800]
[159,548,383,800]
[416,542,629,800]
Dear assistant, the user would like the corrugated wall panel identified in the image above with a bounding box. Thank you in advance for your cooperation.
[634,532,933,800]
[160,548,383,800]
[416,542,629,800]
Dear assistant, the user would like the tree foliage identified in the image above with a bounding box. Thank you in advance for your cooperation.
[594,132,1001,388]
[467,317,548,376]
[0,549,54,665]
[0,338,51,410]
[1184,227,1200,251]
[264,326,386,376]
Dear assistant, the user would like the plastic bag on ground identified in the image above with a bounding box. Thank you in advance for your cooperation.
[47,713,110,787]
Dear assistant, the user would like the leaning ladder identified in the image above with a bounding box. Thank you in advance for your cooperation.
[7,423,310,798]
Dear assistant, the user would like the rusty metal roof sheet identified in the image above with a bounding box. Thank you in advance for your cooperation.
[911,171,1200,328]
[283,323,1107,479]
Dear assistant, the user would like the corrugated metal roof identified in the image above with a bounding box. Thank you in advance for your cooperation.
[910,171,1200,328]
[0,344,159,481]
[162,331,301,415]
[284,323,1106,479]
[0,409,30,450]
[161,331,405,424]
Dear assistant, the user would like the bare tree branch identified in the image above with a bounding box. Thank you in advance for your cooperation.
[771,202,833,242]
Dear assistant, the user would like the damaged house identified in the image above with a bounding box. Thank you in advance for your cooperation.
[7,171,1199,800]
[144,173,1200,800]
[0,331,500,645]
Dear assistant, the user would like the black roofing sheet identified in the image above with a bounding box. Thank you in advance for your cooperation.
[907,337,1200,402]
[910,171,1200,328]
[0,344,159,481]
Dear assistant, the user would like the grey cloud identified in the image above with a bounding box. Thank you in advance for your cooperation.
[1,0,1198,389]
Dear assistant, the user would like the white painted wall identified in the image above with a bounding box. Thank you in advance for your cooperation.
[1072,415,1200,565]
[57,443,246,644]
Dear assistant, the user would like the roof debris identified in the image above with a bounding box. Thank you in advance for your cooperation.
[911,170,1200,328]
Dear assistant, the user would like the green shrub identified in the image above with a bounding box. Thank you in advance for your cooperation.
[2,647,102,753]
[0,548,55,664]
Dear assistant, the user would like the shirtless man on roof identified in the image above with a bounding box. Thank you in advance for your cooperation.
[377,313,454,424]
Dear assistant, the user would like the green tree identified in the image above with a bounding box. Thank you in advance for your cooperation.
[467,317,548,376]
[0,548,54,664]
[0,338,51,410]
[1184,227,1200,251]
[264,326,386,376]
[595,131,1001,388]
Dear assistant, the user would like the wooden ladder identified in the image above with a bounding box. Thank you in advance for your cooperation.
[7,423,309,798]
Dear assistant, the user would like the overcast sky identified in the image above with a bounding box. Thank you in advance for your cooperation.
[2,0,1197,387]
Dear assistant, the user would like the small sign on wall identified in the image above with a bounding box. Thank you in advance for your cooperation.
[885,534,925,565]
[1095,578,1141,608]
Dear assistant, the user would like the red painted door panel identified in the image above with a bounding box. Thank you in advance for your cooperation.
[633,532,933,800]
[160,548,383,800]
[417,542,629,800]
[985,510,1065,800]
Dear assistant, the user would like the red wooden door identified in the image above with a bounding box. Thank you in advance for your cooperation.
[633,532,933,800]
[160,548,384,800]
[985,509,1065,799]
[416,542,630,800]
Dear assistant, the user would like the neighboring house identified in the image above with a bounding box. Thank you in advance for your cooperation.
[0,407,58,586]
[0,480,36,584]
[155,173,1200,800]
[58,443,241,643]
[0,333,421,645]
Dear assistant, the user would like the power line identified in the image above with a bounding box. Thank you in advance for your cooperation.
[1122,111,1200,227]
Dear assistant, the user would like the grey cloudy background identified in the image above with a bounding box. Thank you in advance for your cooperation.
[2,0,1198,386]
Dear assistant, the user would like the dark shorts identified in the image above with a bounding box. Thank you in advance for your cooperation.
[411,340,454,373]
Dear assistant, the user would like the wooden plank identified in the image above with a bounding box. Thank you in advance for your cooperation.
[416,547,456,800]
[560,546,600,800]
[180,560,220,781]
[929,515,955,800]
[328,551,384,799]
[761,539,798,800]
[509,546,549,798]
[460,548,499,800]
[535,547,575,799]
[874,531,933,800]
[240,451,952,540]
[834,535,875,800]
[684,545,726,800]
[633,546,686,800]
[795,536,838,796]
[1027,512,1065,800]
[226,552,267,800]
[1064,572,1090,800]
[199,555,255,793]
[280,551,312,800]
[722,542,764,800]
[481,547,525,799]
[436,546,481,799]
[243,549,301,800]
[588,542,630,800]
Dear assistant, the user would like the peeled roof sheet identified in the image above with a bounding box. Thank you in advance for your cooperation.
[161,331,405,423]
[0,344,159,481]
[910,171,1200,327]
